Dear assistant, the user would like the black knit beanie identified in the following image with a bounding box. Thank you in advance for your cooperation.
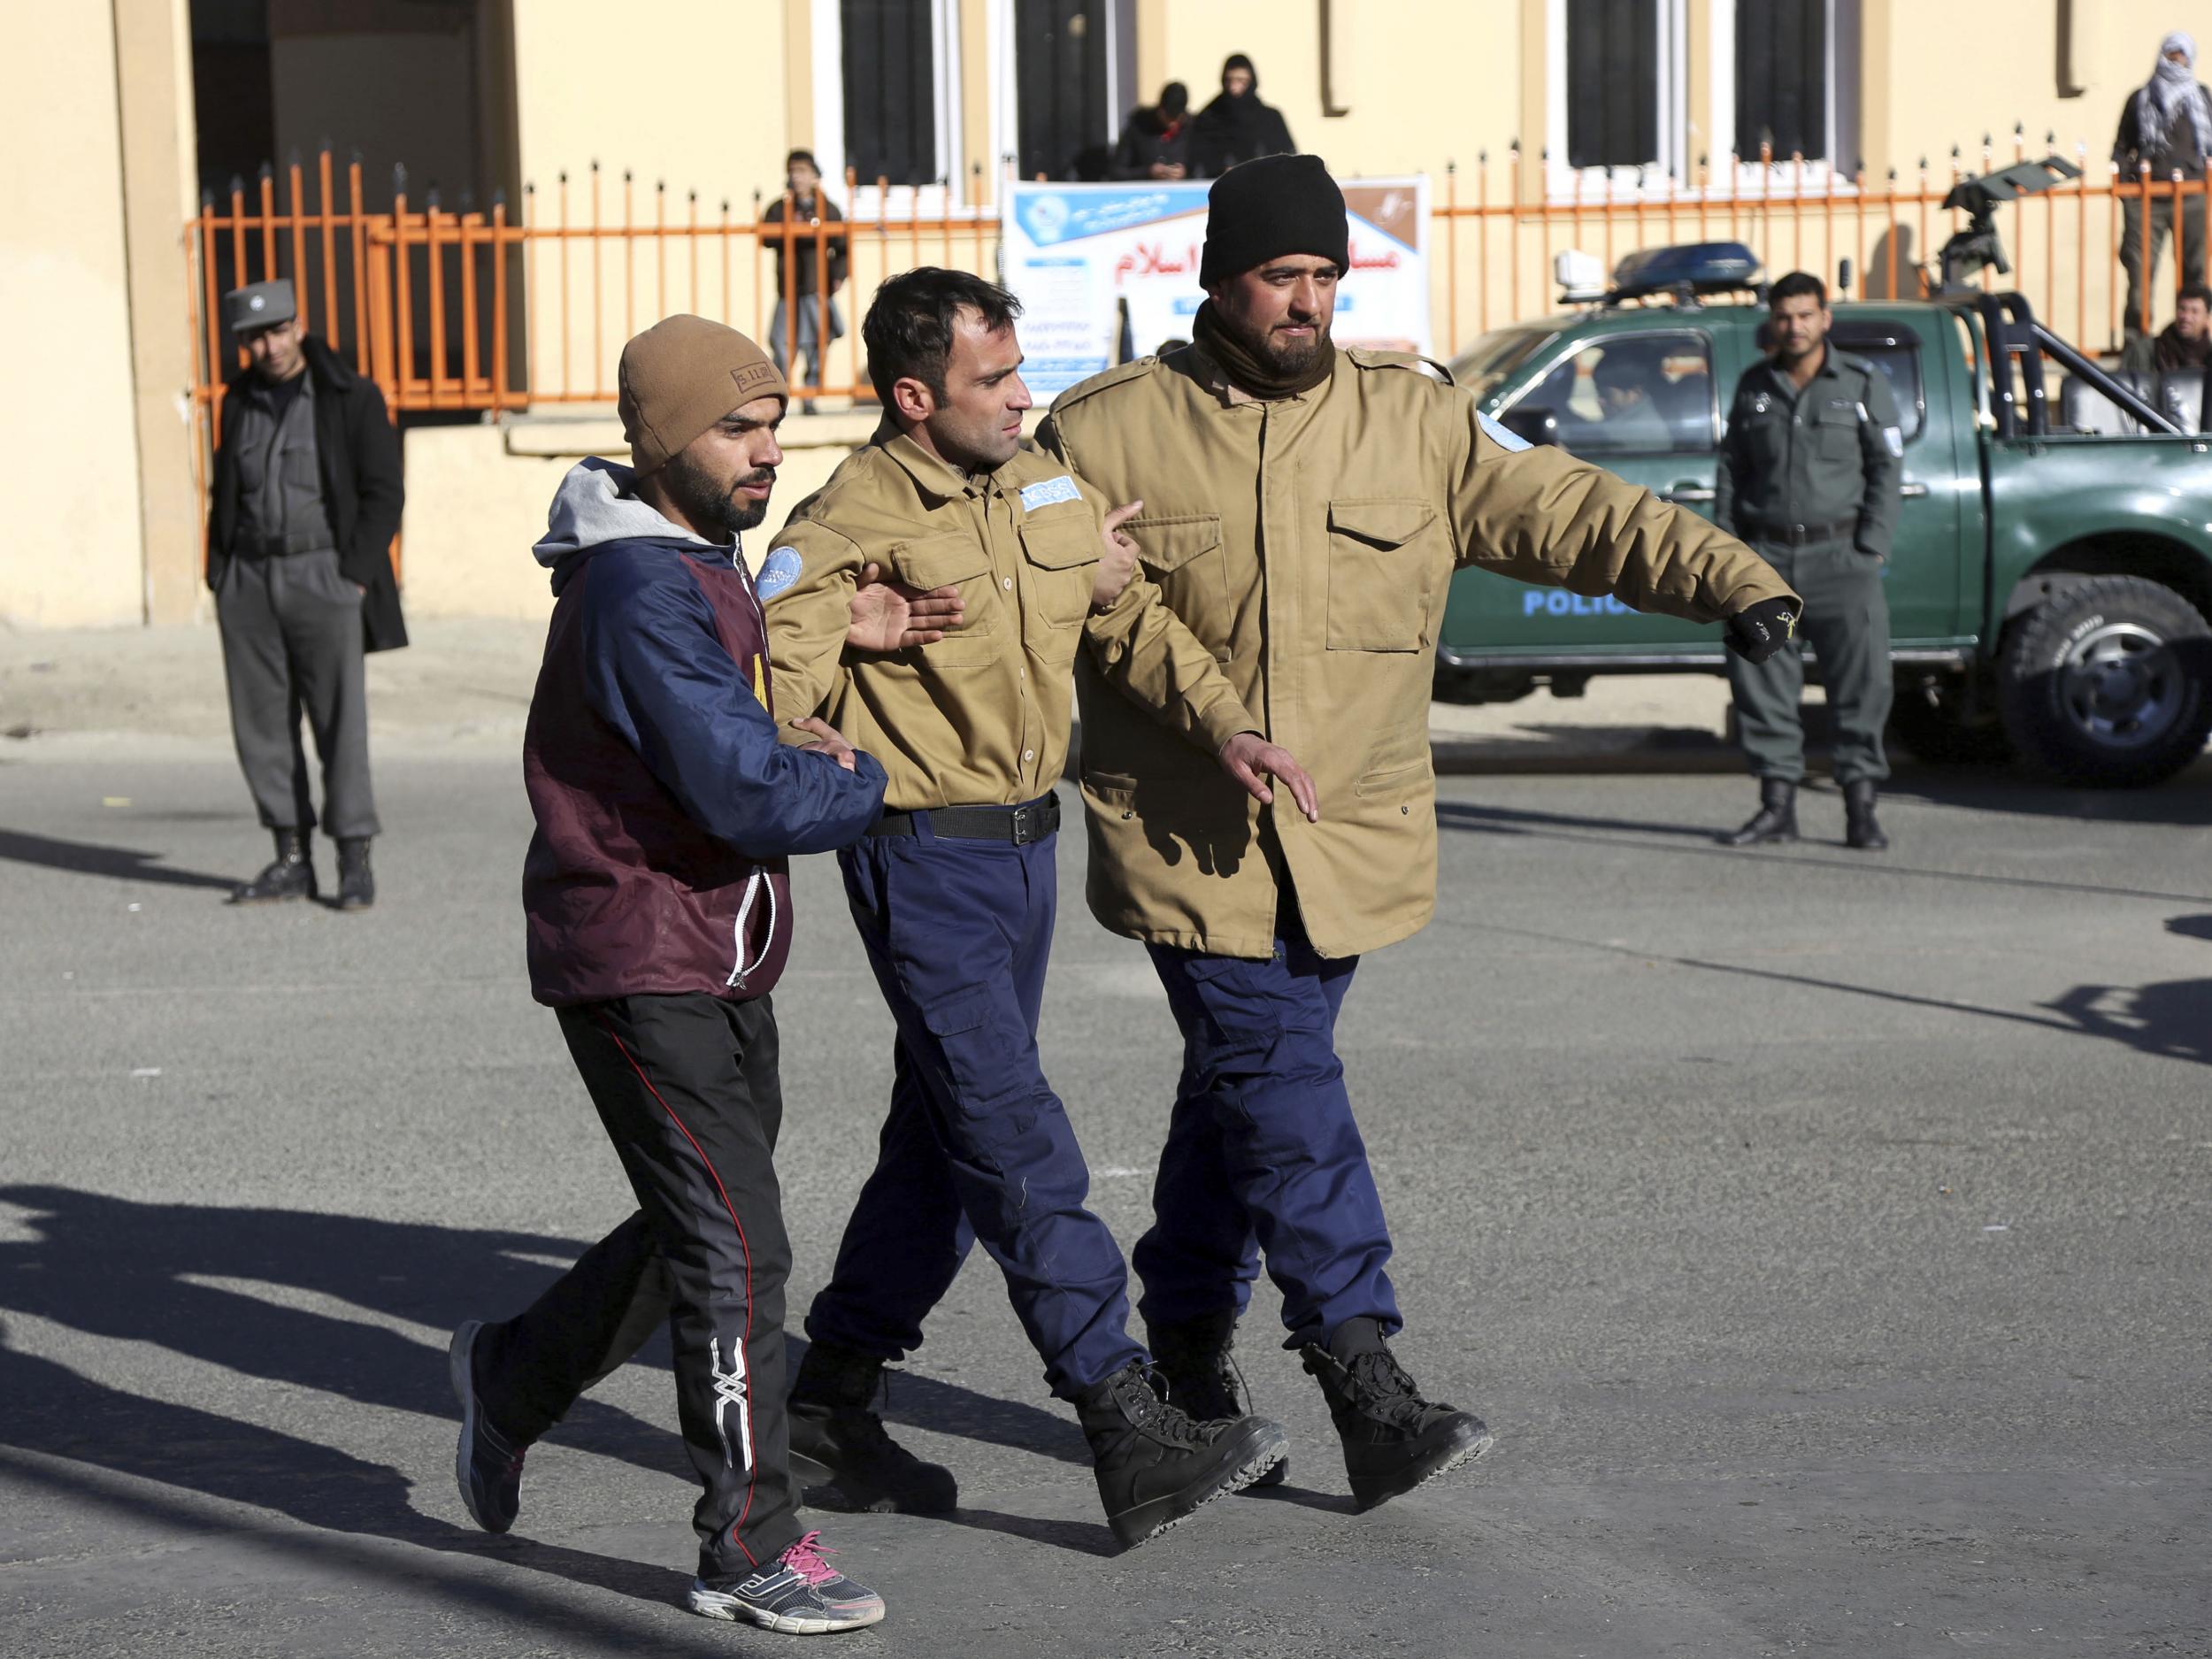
[1197,154,1349,288]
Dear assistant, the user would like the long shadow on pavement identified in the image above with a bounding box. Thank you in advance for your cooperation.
[0,1188,1111,1565]
[1433,800,2212,905]
[0,827,239,892]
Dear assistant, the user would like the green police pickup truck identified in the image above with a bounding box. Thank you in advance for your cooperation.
[1444,244,2212,787]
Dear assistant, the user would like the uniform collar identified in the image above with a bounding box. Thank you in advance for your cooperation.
[1763,342,1838,390]
[1179,339,1342,409]
[873,420,991,503]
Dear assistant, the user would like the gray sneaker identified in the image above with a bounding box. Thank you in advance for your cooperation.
[448,1320,526,1532]
[686,1531,886,1634]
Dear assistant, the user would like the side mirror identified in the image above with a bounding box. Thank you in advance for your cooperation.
[1498,404,1561,448]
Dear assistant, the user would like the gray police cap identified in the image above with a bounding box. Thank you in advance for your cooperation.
[225,278,296,334]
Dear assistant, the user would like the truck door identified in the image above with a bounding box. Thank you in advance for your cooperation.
[1830,314,1964,642]
[1470,327,1723,651]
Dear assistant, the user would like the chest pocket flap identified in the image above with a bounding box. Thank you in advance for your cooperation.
[1018,514,1099,568]
[1127,513,1223,573]
[893,533,991,591]
[1328,499,1438,549]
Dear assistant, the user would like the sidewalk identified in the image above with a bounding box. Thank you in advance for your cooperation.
[0,618,1747,769]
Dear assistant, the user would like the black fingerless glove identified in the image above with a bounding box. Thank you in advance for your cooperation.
[1724,596,1801,664]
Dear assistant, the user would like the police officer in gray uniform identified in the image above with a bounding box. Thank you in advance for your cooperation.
[208,279,406,908]
[1715,271,1902,851]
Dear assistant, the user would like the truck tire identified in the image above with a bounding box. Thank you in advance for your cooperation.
[1888,672,2012,765]
[1996,576,2212,787]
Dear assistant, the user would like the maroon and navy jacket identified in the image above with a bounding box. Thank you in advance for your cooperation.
[522,457,886,1007]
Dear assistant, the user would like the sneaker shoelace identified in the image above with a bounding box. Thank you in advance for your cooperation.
[780,1531,841,1588]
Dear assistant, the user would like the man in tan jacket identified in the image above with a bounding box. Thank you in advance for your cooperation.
[762,268,1308,1549]
[1038,154,1801,1512]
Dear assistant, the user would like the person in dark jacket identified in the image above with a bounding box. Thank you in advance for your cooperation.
[1113,81,1191,180]
[1187,54,1295,179]
[445,316,899,1636]
[2114,31,2212,345]
[763,150,849,411]
[2122,280,2212,369]
[207,278,405,910]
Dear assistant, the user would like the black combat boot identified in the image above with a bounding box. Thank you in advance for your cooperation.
[786,1340,957,1514]
[1842,780,1889,851]
[230,828,316,904]
[1075,1362,1286,1548]
[335,837,377,910]
[1302,1317,1492,1512]
[1720,779,1799,847]
[1147,1310,1286,1487]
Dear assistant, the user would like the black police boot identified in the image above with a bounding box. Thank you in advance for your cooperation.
[335,837,376,910]
[230,828,316,904]
[786,1340,957,1514]
[1075,1362,1286,1548]
[1843,780,1890,851]
[1719,779,1799,847]
[1147,1310,1286,1488]
[1302,1317,1492,1512]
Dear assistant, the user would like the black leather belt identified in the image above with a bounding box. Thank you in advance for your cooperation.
[867,793,1061,845]
[1747,515,1857,547]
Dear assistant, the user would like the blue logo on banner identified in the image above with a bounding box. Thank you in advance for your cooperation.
[756,546,803,599]
[1014,184,1210,246]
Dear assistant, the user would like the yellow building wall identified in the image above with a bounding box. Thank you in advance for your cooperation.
[506,0,797,404]
[0,5,148,629]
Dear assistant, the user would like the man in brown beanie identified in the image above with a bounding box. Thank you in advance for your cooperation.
[445,315,900,1634]
[1039,153,1800,1512]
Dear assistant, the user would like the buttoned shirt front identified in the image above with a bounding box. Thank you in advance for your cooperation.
[765,423,1256,813]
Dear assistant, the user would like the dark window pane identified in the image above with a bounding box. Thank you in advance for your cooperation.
[1015,1,1110,180]
[1831,334,1924,440]
[1565,0,1658,169]
[1735,0,1826,159]
[841,0,937,186]
[1532,332,1716,455]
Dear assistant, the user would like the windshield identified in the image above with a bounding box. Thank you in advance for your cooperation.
[1449,326,1553,402]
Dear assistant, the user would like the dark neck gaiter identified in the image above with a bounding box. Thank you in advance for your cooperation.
[1192,300,1336,399]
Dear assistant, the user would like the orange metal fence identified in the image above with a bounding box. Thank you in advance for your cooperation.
[1436,134,2210,356]
[188,136,2212,460]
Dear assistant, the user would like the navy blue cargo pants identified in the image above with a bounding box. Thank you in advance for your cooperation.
[1135,908,1402,1349]
[804,806,1148,1399]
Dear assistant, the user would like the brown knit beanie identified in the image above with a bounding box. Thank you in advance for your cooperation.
[617,315,787,474]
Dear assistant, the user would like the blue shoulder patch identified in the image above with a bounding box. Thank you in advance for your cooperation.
[1479,411,1532,453]
[756,545,803,600]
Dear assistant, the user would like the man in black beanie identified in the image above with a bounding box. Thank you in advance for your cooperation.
[1039,153,1798,1512]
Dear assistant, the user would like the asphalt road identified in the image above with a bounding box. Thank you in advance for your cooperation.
[2,749,2208,1658]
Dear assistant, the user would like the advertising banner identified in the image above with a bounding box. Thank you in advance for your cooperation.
[1001,175,1432,396]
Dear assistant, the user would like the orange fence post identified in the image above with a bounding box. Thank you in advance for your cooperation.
[426,190,449,399]
[623,170,635,350]
[687,188,699,316]
[288,151,309,329]
[656,180,668,323]
[461,208,482,398]
[2139,165,2154,334]
[349,156,369,373]
[590,161,603,399]
[721,196,733,327]
[394,168,415,402]
[491,193,508,413]
[317,145,339,353]
[258,163,277,281]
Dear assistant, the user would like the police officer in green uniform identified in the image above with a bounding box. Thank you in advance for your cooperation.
[1715,271,1903,851]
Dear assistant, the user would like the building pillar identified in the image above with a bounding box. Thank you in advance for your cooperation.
[112,0,204,624]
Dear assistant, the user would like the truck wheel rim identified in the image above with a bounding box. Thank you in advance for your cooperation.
[2057,622,2183,750]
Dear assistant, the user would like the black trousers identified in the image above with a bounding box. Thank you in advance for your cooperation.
[476,992,801,1575]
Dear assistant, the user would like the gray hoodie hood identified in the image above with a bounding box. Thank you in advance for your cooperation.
[533,456,724,569]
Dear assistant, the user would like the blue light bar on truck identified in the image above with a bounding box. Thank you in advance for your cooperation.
[1609,242,1762,302]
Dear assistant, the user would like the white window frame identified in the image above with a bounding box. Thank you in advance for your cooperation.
[809,0,972,220]
[1545,0,1690,199]
[1709,0,1851,187]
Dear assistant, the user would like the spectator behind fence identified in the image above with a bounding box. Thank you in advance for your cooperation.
[2113,31,2212,347]
[1114,81,1191,180]
[1187,55,1294,179]
[764,149,848,413]
[2123,280,2212,371]
[208,277,406,912]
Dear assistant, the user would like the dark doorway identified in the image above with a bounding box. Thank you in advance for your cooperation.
[1014,1,1114,182]
[841,0,940,186]
[1564,0,1658,170]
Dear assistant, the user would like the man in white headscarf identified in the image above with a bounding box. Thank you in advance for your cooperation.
[2114,30,2212,345]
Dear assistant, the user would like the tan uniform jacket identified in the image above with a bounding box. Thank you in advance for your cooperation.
[1039,344,1799,960]
[765,424,1259,812]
